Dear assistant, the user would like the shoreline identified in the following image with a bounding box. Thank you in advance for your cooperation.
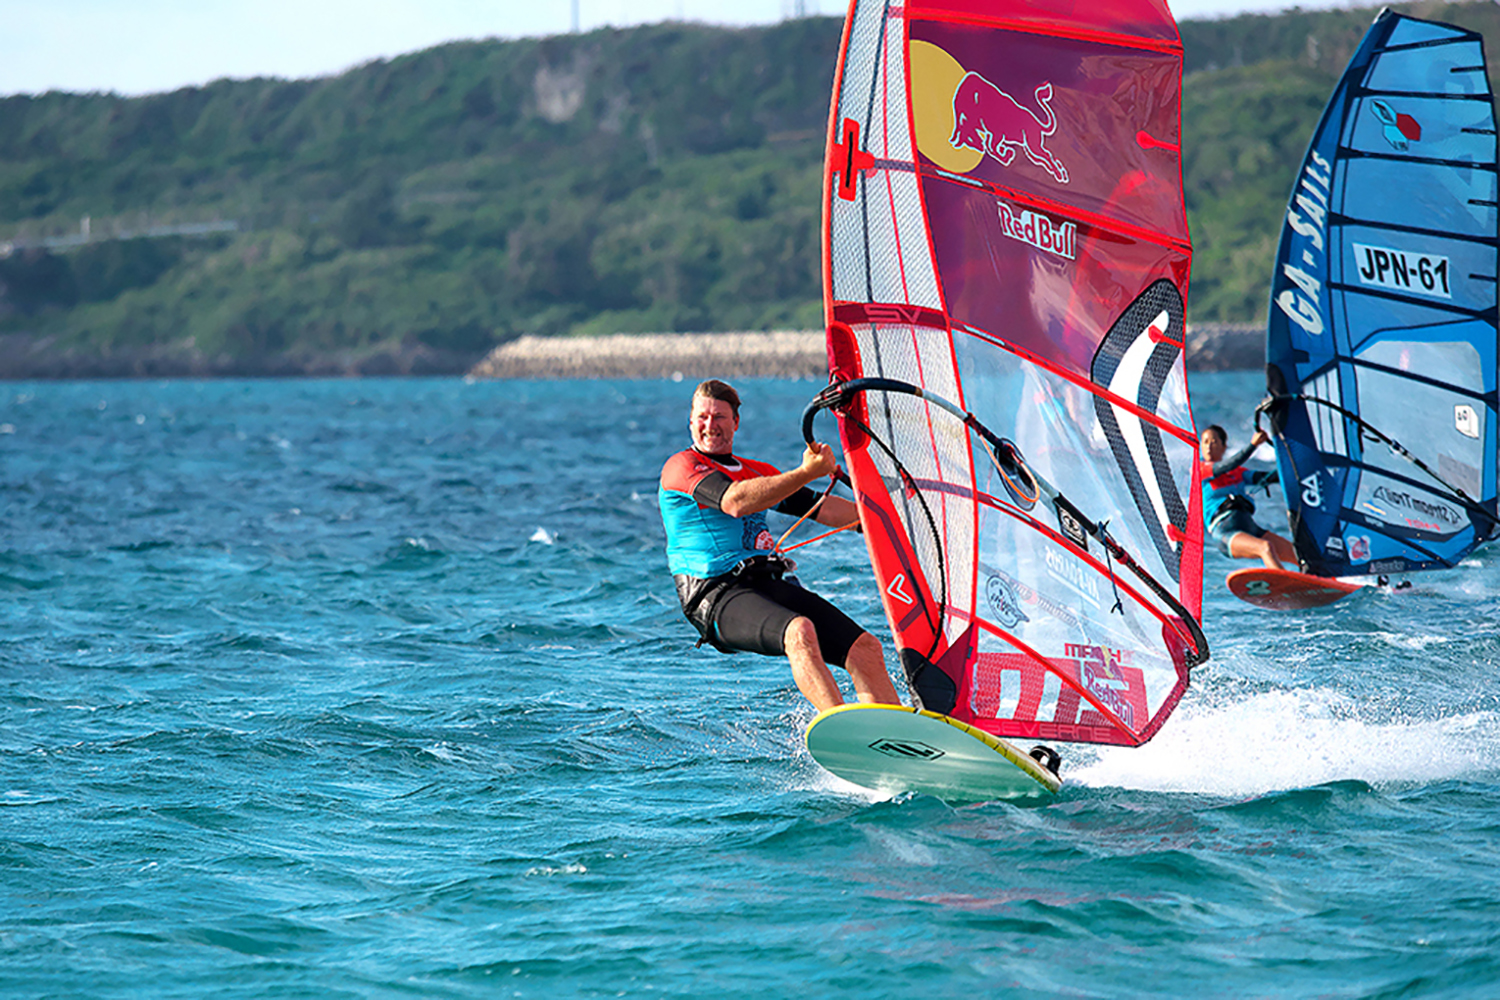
[0,324,1265,379]
[466,324,1264,379]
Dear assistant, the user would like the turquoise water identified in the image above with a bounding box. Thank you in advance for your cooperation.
[3,373,1499,998]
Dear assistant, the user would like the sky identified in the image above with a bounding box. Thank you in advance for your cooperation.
[0,0,1368,98]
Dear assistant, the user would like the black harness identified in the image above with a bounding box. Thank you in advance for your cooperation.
[677,553,798,651]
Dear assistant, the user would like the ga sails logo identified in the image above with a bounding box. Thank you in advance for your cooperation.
[1370,99,1421,152]
[1274,150,1332,337]
[1300,472,1324,509]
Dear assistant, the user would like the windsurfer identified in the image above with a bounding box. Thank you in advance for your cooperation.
[659,379,900,711]
[1199,424,1298,569]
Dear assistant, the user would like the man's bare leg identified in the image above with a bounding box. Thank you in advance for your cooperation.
[843,632,900,705]
[783,616,844,711]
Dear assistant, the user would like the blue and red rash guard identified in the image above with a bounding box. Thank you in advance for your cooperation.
[1199,441,1278,528]
[658,449,817,580]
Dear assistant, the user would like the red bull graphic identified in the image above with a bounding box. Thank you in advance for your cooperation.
[1066,642,1139,729]
[950,74,1069,184]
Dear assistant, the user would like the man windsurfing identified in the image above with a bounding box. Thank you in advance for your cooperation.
[659,379,899,711]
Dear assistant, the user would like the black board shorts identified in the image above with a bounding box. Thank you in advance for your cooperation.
[1208,508,1267,555]
[708,576,865,667]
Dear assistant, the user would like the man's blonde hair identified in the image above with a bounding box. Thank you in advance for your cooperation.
[694,379,741,417]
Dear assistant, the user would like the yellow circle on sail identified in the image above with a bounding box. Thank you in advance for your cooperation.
[910,40,983,174]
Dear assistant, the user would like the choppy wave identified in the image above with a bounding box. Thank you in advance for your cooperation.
[1075,688,1500,796]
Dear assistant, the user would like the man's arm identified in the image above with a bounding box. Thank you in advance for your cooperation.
[718,442,838,517]
[811,494,862,531]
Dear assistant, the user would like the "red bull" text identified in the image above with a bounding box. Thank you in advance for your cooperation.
[998,202,1076,259]
[1066,642,1137,729]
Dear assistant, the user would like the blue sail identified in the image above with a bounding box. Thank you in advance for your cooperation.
[1264,9,1500,578]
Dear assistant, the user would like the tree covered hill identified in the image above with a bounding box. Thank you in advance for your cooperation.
[1,1,1497,376]
[1181,1,1500,321]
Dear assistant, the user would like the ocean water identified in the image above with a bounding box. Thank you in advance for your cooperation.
[3,372,1498,998]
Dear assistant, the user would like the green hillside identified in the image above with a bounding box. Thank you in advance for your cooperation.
[1180,1,1500,321]
[1,1,1497,375]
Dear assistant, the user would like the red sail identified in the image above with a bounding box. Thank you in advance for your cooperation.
[821,0,1204,746]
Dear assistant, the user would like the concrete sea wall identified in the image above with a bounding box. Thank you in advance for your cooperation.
[467,324,1264,379]
[0,324,1263,379]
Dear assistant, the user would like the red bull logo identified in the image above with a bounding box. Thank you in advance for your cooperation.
[950,73,1069,184]
[1066,642,1136,728]
[997,202,1076,259]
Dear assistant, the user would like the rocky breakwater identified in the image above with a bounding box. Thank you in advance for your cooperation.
[1184,322,1264,373]
[468,324,1263,379]
[467,331,828,380]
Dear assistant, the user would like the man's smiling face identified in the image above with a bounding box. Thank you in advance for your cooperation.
[690,393,738,455]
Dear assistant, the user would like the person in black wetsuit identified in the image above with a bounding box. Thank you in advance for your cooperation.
[1198,424,1298,570]
[658,379,900,711]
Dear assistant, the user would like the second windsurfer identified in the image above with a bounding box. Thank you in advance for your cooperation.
[1199,424,1298,570]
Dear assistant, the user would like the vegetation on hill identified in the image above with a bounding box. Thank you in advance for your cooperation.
[1179,1,1500,321]
[1,1,1497,374]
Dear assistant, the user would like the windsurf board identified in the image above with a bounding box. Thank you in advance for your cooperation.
[1227,566,1364,610]
[805,703,1060,801]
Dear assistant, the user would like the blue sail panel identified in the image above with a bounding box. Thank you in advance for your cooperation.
[1265,10,1500,578]
[1383,17,1471,47]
